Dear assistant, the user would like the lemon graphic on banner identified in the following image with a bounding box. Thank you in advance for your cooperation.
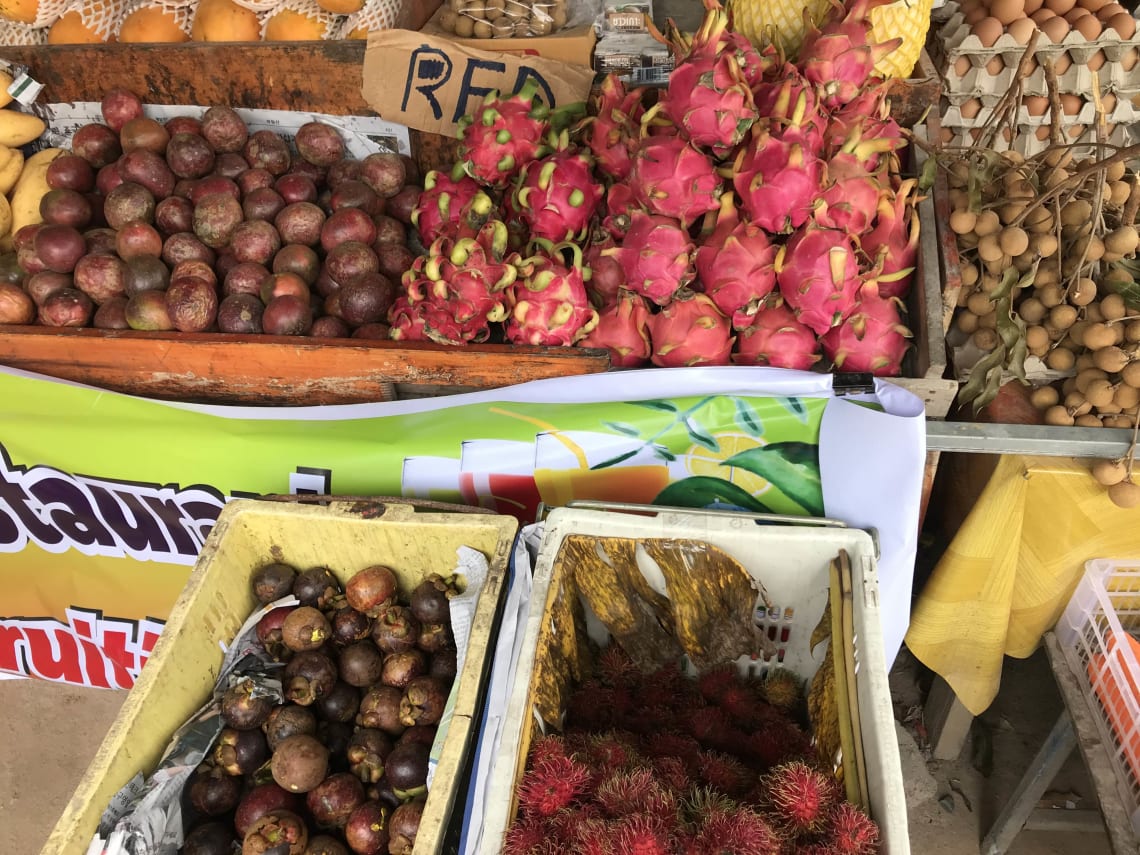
[684,433,770,497]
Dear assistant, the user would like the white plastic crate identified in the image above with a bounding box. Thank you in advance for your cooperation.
[1057,558,1140,834]
[479,505,909,854]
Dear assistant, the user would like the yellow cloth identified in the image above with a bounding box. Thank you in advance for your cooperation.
[906,454,1140,716]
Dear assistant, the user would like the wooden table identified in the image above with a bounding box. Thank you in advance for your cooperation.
[981,633,1138,855]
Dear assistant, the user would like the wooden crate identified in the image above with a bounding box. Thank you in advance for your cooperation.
[41,499,519,855]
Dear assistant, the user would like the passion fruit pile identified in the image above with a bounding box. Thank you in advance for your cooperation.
[180,563,463,855]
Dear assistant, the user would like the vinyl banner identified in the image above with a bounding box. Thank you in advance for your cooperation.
[0,366,925,687]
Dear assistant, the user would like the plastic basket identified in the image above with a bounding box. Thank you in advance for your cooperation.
[480,504,909,854]
[1056,558,1140,834]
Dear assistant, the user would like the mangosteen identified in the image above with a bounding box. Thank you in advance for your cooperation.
[317,720,355,771]
[263,704,318,751]
[387,798,425,855]
[408,574,457,625]
[344,565,398,617]
[344,801,390,855]
[221,679,274,730]
[381,650,426,691]
[416,623,454,655]
[396,726,437,750]
[234,782,302,839]
[305,772,365,829]
[270,734,329,794]
[293,566,341,610]
[346,728,393,784]
[331,606,373,647]
[281,606,332,653]
[252,563,297,604]
[428,650,457,686]
[304,835,350,855]
[383,743,430,798]
[367,777,400,811]
[188,762,243,816]
[370,607,420,655]
[398,677,448,727]
[182,820,237,855]
[357,685,406,737]
[214,726,270,776]
[242,809,308,855]
[283,650,338,706]
[255,606,296,662]
[316,680,361,723]
[338,641,385,688]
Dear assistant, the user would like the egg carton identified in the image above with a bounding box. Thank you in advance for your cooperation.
[941,92,1140,127]
[941,122,1136,158]
[937,1,1140,67]
[943,55,1140,100]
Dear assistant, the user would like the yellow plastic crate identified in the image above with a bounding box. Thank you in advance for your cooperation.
[41,498,518,855]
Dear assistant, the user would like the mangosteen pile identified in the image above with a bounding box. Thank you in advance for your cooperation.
[180,563,463,855]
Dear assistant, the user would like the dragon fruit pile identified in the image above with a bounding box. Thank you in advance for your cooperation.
[390,0,921,377]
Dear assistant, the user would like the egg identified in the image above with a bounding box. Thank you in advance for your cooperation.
[1096,2,1126,20]
[1025,95,1050,115]
[1080,0,1110,10]
[1035,125,1052,140]
[1054,51,1073,72]
[966,5,988,23]
[1088,47,1107,67]
[1061,93,1084,114]
[1030,7,1056,22]
[1040,13,1071,38]
[954,55,973,75]
[1075,12,1103,36]
[1045,0,1076,14]
[1024,0,1044,12]
[1068,123,1087,139]
[1108,11,1136,37]
[991,0,1025,23]
[960,97,984,118]
[1122,46,1140,69]
[973,15,1006,44]
[1101,92,1117,112]
[987,54,1006,72]
[1008,14,1039,40]
[940,127,954,144]
[1064,6,1089,22]
[959,0,980,11]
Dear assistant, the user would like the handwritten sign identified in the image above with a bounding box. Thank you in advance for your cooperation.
[361,29,595,137]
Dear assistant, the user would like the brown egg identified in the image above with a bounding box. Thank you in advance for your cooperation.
[1122,46,1140,69]
[1080,0,1110,11]
[974,15,1006,44]
[1064,6,1090,22]
[1068,123,1088,138]
[1054,51,1073,71]
[1045,0,1076,13]
[1096,2,1126,20]
[1040,13,1072,39]
[954,55,973,75]
[1024,0,1045,12]
[1102,92,1118,111]
[1035,125,1052,140]
[1025,94,1050,114]
[966,5,989,23]
[960,97,985,118]
[992,0,1025,23]
[940,127,954,144]
[1030,7,1056,21]
[1075,13,1103,36]
[959,0,980,12]
[1088,47,1107,68]
[1108,11,1136,37]
[1061,92,1084,114]
[987,54,1006,72]
[1008,15,1039,40]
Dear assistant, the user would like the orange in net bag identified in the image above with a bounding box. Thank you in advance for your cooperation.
[0,0,67,28]
[48,0,127,42]
[0,16,47,38]
[1088,630,1140,786]
[336,0,398,37]
[116,0,193,40]
[191,0,261,40]
[261,0,340,39]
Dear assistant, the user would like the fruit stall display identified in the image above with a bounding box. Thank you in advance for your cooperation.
[43,499,519,855]
[479,505,906,855]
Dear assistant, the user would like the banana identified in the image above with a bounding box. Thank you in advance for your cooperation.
[0,144,24,196]
[9,147,64,236]
[0,70,14,110]
[0,109,45,148]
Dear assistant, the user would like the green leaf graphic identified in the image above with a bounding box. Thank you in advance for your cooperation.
[652,476,772,513]
[778,397,809,424]
[684,416,719,452]
[733,398,764,437]
[722,442,823,516]
[592,449,641,469]
[633,400,679,412]
[602,420,642,437]
[656,448,677,462]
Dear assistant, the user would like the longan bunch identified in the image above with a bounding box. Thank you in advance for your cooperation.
[1089,416,1140,508]
[437,0,566,38]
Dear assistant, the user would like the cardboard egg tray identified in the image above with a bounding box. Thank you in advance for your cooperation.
[941,92,1140,128]
[939,121,1133,158]
[944,60,1140,101]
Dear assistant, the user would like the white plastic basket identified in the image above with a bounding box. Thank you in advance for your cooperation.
[480,504,909,854]
[1056,558,1140,834]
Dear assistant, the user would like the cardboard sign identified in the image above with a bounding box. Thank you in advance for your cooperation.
[361,28,596,137]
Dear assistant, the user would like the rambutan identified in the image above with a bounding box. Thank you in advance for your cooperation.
[516,754,592,818]
[682,786,739,825]
[595,767,680,826]
[696,750,754,798]
[692,807,783,855]
[718,681,765,726]
[527,734,568,768]
[567,817,618,855]
[644,732,704,770]
[761,667,805,713]
[698,662,742,704]
[686,705,732,746]
[643,661,694,700]
[502,817,550,854]
[547,805,604,844]
[584,731,643,771]
[639,680,689,710]
[759,760,837,835]
[626,704,680,737]
[597,645,640,686]
[565,682,634,731]
[826,801,880,855]
[744,722,814,770]
[613,813,678,855]
[652,756,693,794]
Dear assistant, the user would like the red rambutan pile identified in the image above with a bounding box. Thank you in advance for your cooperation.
[613,813,678,855]
[502,817,550,855]
[567,817,619,855]
[516,754,592,819]
[527,733,568,768]
[691,807,783,855]
[595,767,680,825]
[745,721,815,770]
[698,662,742,704]
[643,732,704,770]
[759,760,838,835]
[826,800,880,855]
[651,755,692,794]
[696,750,754,798]
[584,730,643,771]
[686,705,733,745]
[596,645,639,686]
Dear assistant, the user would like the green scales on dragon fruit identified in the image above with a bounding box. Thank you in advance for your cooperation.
[391,0,918,377]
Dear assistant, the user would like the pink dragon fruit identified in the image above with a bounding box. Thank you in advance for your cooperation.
[862,178,920,298]
[798,0,902,110]
[825,120,905,174]
[823,82,900,154]
[513,149,604,242]
[388,295,474,346]
[776,222,863,335]
[695,193,777,328]
[578,75,645,181]
[584,231,626,308]
[629,135,724,227]
[815,153,883,235]
[602,211,696,307]
[733,129,824,234]
[732,300,821,369]
[578,291,652,367]
[820,293,911,376]
[646,290,734,367]
[411,171,483,245]
[753,74,826,157]
[602,182,643,240]
[455,79,552,189]
[506,242,599,346]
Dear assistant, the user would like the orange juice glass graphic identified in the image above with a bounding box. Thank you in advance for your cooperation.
[458,439,543,521]
[401,457,464,504]
[532,430,672,508]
